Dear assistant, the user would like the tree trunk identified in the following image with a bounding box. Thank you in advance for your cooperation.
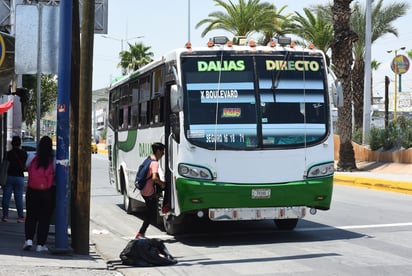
[352,58,364,131]
[331,0,358,171]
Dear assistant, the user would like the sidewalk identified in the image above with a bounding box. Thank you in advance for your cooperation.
[334,160,412,195]
[0,197,121,276]
[0,160,411,275]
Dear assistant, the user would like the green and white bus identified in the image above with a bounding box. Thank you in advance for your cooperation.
[107,37,342,234]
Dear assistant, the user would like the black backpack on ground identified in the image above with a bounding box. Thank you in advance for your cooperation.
[120,238,178,267]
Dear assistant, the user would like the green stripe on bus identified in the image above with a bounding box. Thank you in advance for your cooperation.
[118,129,138,152]
[175,176,334,213]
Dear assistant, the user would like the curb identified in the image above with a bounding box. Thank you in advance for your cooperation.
[334,174,412,195]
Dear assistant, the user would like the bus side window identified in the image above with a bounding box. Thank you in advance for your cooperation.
[139,102,148,126]
[139,75,151,127]
[118,108,124,129]
[127,106,132,128]
[151,68,165,125]
[131,86,139,128]
[151,97,164,124]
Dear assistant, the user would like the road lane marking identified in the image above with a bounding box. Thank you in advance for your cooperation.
[297,222,412,232]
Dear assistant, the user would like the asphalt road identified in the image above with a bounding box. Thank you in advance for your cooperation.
[90,154,412,276]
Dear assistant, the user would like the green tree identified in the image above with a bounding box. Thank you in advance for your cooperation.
[195,0,280,39]
[407,50,412,59]
[260,5,292,45]
[22,74,58,128]
[351,0,409,131]
[118,42,154,74]
[331,0,358,171]
[290,7,334,65]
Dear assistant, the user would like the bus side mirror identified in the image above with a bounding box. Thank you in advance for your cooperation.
[170,84,183,112]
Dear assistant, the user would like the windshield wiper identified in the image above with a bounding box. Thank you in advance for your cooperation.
[271,52,290,103]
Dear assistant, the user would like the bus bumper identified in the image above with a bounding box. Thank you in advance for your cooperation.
[209,206,306,221]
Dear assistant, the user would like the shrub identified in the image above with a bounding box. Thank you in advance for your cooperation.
[368,127,382,151]
[352,128,362,144]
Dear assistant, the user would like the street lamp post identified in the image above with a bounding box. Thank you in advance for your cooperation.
[387,47,406,122]
[101,35,144,52]
[101,35,144,76]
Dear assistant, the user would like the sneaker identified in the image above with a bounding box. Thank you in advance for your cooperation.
[36,245,48,252]
[17,217,25,223]
[162,204,171,214]
[135,232,145,239]
[1,216,8,222]
[23,239,33,250]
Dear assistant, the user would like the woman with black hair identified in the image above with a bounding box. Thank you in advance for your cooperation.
[1,136,28,222]
[23,136,55,252]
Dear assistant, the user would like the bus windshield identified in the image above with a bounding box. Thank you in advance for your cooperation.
[181,51,328,150]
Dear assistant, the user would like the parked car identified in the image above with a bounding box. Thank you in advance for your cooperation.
[22,141,37,152]
[22,141,37,167]
[22,136,35,142]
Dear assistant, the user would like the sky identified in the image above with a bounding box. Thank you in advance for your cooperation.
[92,0,412,100]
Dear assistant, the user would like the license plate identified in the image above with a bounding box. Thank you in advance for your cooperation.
[251,188,271,199]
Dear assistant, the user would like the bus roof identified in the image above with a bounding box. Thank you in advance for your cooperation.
[109,38,326,90]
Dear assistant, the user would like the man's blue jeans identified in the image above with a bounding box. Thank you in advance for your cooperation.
[2,176,25,218]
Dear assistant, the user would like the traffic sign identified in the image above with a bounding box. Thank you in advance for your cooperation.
[391,55,410,75]
[0,34,5,67]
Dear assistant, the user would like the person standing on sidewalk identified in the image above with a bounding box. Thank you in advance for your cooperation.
[135,142,166,238]
[23,136,55,252]
[2,136,28,223]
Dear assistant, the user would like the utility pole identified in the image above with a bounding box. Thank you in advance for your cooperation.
[384,76,390,129]
[73,0,95,255]
[69,0,81,253]
[54,0,72,252]
[362,0,372,145]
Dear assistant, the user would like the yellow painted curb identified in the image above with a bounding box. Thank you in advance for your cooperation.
[334,175,412,195]
[97,149,108,154]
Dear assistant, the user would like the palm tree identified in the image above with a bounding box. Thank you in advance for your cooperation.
[351,0,409,131]
[260,5,292,45]
[118,42,154,74]
[291,8,334,65]
[407,50,412,60]
[195,0,280,39]
[331,0,358,171]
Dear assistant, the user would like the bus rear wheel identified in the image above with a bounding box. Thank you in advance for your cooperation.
[274,218,298,230]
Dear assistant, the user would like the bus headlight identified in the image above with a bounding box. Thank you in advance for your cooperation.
[178,163,213,180]
[307,162,334,178]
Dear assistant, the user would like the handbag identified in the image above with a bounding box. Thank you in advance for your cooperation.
[0,157,10,187]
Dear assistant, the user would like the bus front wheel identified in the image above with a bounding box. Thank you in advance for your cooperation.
[123,192,133,214]
[274,218,298,230]
[163,214,184,235]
